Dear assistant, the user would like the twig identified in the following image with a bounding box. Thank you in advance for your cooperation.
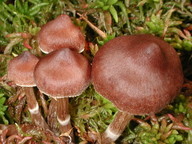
[77,13,107,39]
[4,38,23,55]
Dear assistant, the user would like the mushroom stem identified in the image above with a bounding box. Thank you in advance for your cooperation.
[100,111,133,144]
[57,98,74,140]
[24,87,49,130]
[47,99,58,134]
[39,92,48,117]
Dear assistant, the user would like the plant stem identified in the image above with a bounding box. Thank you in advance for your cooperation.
[77,13,107,39]
[24,87,49,130]
[99,111,133,144]
[4,38,23,55]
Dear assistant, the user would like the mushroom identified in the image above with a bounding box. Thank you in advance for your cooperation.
[34,48,91,137]
[7,51,49,129]
[92,34,184,143]
[37,14,86,54]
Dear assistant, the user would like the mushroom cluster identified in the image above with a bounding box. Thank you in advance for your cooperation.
[7,14,184,144]
[7,14,91,143]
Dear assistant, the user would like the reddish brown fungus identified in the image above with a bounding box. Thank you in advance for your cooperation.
[34,48,91,138]
[92,34,183,143]
[7,51,49,130]
[37,14,85,54]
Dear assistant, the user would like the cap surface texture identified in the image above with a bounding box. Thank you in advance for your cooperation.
[37,14,85,53]
[8,51,39,87]
[34,48,91,98]
[92,34,183,115]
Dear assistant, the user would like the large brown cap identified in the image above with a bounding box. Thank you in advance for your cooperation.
[34,48,91,98]
[8,51,39,87]
[92,34,183,115]
[37,14,85,54]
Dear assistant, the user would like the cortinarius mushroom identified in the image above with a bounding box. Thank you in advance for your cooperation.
[7,51,49,129]
[37,14,85,54]
[92,34,183,143]
[34,48,91,135]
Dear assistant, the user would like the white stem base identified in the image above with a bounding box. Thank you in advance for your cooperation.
[57,115,71,126]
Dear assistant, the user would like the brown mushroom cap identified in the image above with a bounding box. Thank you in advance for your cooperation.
[8,51,39,87]
[34,48,91,98]
[37,14,85,54]
[92,34,183,115]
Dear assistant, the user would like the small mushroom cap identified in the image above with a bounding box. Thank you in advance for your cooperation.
[92,34,183,115]
[37,14,85,54]
[34,48,91,98]
[8,51,39,87]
